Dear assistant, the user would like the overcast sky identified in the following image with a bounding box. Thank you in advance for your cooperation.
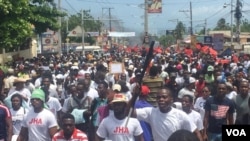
[60,0,250,36]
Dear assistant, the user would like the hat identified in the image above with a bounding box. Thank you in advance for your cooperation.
[8,68,14,74]
[141,85,150,96]
[73,62,78,66]
[71,66,79,70]
[111,94,127,103]
[176,64,182,70]
[207,65,214,71]
[14,76,31,83]
[128,65,134,70]
[189,77,196,84]
[56,74,64,79]
[31,89,45,103]
[112,84,121,91]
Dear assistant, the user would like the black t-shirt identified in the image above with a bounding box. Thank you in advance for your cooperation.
[204,96,235,133]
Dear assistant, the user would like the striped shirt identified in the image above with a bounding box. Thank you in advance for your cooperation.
[52,128,88,141]
[0,105,11,140]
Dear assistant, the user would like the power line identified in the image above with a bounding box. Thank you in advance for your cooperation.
[206,7,227,19]
[65,0,78,13]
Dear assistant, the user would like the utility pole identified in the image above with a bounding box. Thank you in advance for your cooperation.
[144,0,148,34]
[204,19,207,35]
[81,9,84,55]
[58,0,62,55]
[81,9,91,55]
[231,0,233,47]
[102,7,114,48]
[190,1,193,35]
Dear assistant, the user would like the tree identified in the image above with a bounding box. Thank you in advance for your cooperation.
[0,0,33,49]
[241,19,250,32]
[61,11,103,45]
[158,35,175,47]
[0,0,64,49]
[214,18,231,30]
[30,0,65,34]
[175,22,186,40]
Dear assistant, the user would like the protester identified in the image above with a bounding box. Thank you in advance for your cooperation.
[181,95,204,133]
[133,87,203,141]
[10,94,29,138]
[17,89,58,141]
[233,80,250,122]
[52,113,88,141]
[0,103,13,141]
[203,82,235,141]
[134,85,153,141]
[96,94,143,141]
[194,85,212,120]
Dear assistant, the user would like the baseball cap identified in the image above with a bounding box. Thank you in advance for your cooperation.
[189,77,196,84]
[141,85,150,96]
[112,84,121,92]
[207,65,214,71]
[111,94,127,103]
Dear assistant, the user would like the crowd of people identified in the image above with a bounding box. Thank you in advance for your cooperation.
[0,45,250,141]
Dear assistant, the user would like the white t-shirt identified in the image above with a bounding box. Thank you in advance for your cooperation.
[96,116,143,141]
[187,110,204,131]
[22,108,58,141]
[46,97,62,118]
[194,97,207,120]
[34,77,42,88]
[85,88,99,100]
[226,91,237,100]
[10,107,29,135]
[136,107,197,141]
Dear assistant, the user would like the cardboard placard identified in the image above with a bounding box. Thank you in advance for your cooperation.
[109,63,124,74]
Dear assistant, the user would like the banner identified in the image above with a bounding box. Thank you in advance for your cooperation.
[41,33,54,53]
[67,26,82,37]
[204,36,213,45]
[108,32,135,37]
[213,33,224,51]
[148,0,162,13]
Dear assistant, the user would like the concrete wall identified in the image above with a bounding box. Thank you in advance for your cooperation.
[0,39,37,64]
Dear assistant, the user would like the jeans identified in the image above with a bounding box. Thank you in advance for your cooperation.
[207,132,222,141]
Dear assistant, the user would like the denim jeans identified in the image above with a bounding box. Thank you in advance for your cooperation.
[207,132,222,141]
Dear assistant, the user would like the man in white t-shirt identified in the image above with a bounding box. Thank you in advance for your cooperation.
[17,89,58,141]
[96,94,143,141]
[134,87,203,141]
[182,95,204,132]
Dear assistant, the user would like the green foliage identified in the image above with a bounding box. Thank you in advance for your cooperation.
[214,18,231,30]
[158,35,175,47]
[241,19,250,32]
[0,0,65,49]
[0,0,32,48]
[29,1,65,34]
[61,11,103,44]
[175,22,186,40]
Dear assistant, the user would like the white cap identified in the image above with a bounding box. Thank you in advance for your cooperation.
[189,77,196,83]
